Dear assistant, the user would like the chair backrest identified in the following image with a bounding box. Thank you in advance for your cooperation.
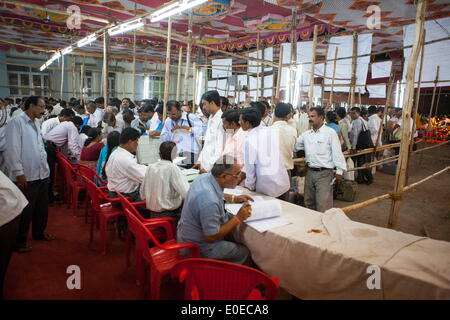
[78,164,106,185]
[57,153,78,185]
[124,208,162,248]
[171,258,279,300]
[81,176,105,212]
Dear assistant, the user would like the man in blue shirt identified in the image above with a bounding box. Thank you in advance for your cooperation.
[160,100,203,168]
[5,96,54,253]
[177,156,253,266]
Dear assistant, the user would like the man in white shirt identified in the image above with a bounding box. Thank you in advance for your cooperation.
[368,106,383,147]
[131,104,154,135]
[195,90,225,172]
[105,127,147,202]
[349,107,373,184]
[44,116,83,162]
[101,112,125,136]
[0,170,28,298]
[86,101,104,128]
[295,107,347,212]
[140,141,189,220]
[296,105,310,136]
[241,107,290,198]
[41,108,75,136]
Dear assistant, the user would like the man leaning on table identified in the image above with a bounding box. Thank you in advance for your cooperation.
[295,107,347,213]
[177,155,254,266]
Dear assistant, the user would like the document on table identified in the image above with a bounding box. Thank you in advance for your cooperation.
[173,156,186,165]
[224,188,244,196]
[181,168,199,176]
[225,198,291,232]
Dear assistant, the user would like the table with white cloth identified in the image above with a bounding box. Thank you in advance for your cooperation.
[233,187,450,300]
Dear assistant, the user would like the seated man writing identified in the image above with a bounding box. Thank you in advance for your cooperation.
[140,141,189,221]
[177,155,254,266]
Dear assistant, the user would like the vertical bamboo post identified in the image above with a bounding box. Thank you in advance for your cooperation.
[434,87,442,118]
[290,7,297,103]
[192,62,197,113]
[122,78,126,97]
[183,11,193,104]
[71,56,76,97]
[256,32,260,101]
[358,88,362,106]
[60,54,64,99]
[428,65,439,124]
[329,47,338,107]
[176,46,183,101]
[349,32,358,109]
[238,80,241,104]
[132,30,136,101]
[103,33,109,108]
[388,0,427,230]
[275,45,283,99]
[163,17,172,122]
[80,57,85,105]
[321,46,329,106]
[309,25,319,108]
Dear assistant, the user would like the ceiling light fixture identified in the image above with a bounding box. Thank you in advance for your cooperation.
[77,33,97,48]
[108,18,144,36]
[150,0,208,23]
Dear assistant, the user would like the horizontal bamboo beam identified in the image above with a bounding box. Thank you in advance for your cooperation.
[342,166,450,213]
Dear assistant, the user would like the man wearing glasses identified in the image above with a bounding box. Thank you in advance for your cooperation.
[177,155,254,266]
[5,96,54,253]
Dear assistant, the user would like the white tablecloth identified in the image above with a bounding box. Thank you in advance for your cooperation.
[234,187,450,300]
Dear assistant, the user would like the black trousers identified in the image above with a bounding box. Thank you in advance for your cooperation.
[16,178,49,248]
[354,154,373,184]
[44,141,57,202]
[0,215,20,300]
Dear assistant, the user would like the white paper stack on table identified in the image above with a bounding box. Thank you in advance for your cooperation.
[225,196,291,233]
[181,168,199,176]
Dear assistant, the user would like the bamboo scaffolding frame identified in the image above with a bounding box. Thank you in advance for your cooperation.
[183,12,193,104]
[428,65,440,122]
[434,87,442,117]
[102,33,109,108]
[163,17,172,122]
[275,45,283,100]
[290,7,297,103]
[60,55,64,99]
[349,32,358,109]
[132,30,136,102]
[388,0,427,230]
[192,62,197,113]
[71,56,76,97]
[342,166,450,214]
[256,32,260,100]
[80,57,85,105]
[321,46,329,106]
[176,47,183,101]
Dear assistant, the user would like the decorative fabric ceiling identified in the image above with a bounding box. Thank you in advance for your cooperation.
[0,0,449,61]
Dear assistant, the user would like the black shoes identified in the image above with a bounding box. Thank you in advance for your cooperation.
[32,233,55,241]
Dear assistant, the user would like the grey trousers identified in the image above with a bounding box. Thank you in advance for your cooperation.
[304,169,334,213]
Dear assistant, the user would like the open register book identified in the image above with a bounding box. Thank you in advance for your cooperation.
[225,196,291,233]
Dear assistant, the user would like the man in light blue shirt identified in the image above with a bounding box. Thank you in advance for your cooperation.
[160,100,203,168]
[5,96,54,253]
[177,156,253,266]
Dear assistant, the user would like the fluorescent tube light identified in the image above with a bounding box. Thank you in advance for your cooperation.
[78,34,97,48]
[108,18,144,36]
[62,46,73,55]
[150,0,208,22]
[39,63,47,72]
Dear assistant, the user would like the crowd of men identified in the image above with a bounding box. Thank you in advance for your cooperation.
[0,91,417,298]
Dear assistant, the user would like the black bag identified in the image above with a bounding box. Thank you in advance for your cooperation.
[356,121,374,150]
[334,179,357,202]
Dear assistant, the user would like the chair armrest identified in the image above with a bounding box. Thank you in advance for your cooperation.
[131,201,146,207]
[142,220,174,240]
[162,242,200,258]
[142,216,176,235]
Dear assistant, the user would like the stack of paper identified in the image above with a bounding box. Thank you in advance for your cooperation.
[225,198,291,233]
[173,156,186,165]
[181,168,199,176]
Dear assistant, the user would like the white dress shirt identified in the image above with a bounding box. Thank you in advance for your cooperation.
[368,114,382,146]
[244,125,290,198]
[43,121,82,161]
[105,147,147,194]
[222,128,247,167]
[41,117,60,136]
[197,109,225,171]
[296,112,310,136]
[0,170,28,227]
[271,120,297,170]
[295,124,347,175]
[101,118,125,136]
[87,108,104,128]
[51,103,63,116]
[140,160,190,212]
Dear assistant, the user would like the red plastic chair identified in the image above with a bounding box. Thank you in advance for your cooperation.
[124,208,199,299]
[55,152,70,202]
[81,176,123,254]
[117,194,176,286]
[171,258,279,300]
[56,152,85,216]
[78,164,108,223]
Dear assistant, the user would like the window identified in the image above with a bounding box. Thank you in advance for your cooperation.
[82,71,93,98]
[7,65,49,97]
[108,72,116,97]
[148,76,164,99]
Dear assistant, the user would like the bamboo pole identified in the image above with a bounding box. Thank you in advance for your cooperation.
[132,31,136,101]
[183,12,193,105]
[102,33,109,108]
[309,25,319,108]
[71,56,76,97]
[192,62,197,113]
[358,88,362,107]
[349,32,358,109]
[290,7,298,103]
[343,166,450,214]
[321,46,329,106]
[388,0,427,230]
[427,65,440,123]
[80,57,85,105]
[60,54,64,99]
[176,47,183,101]
[434,87,442,118]
[329,47,338,107]
[256,32,260,101]
[275,45,284,100]
[237,80,241,104]
[163,17,172,122]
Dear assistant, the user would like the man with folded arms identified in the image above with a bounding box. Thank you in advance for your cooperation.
[295,107,347,213]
